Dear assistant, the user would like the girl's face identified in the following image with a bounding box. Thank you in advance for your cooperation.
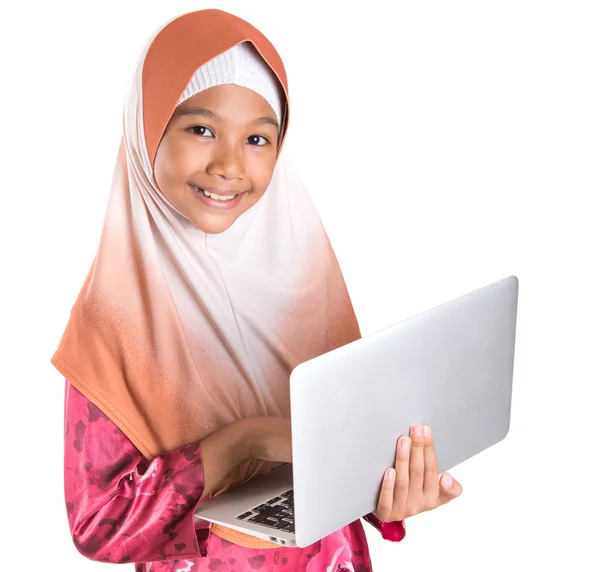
[154,84,280,234]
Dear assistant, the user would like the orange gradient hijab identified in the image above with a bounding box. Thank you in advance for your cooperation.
[51,9,361,495]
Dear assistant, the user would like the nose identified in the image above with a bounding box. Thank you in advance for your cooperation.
[206,140,245,181]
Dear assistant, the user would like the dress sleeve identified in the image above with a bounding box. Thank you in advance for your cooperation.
[63,380,212,563]
[362,512,406,542]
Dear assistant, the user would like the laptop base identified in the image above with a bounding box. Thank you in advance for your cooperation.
[194,463,297,546]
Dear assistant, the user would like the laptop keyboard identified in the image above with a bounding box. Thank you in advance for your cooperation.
[236,489,295,533]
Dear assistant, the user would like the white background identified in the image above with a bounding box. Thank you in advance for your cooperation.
[1,1,598,570]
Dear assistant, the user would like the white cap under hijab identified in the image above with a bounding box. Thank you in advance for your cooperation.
[177,41,284,127]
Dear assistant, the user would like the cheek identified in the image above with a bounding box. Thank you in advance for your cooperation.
[154,139,177,188]
[155,137,200,187]
[247,152,277,192]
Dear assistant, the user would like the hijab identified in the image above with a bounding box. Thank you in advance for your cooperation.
[51,8,361,497]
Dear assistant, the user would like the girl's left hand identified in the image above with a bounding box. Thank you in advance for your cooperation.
[374,424,463,522]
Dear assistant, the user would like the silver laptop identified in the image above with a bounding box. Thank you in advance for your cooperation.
[195,275,519,547]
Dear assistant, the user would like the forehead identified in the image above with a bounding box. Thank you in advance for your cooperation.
[171,85,279,130]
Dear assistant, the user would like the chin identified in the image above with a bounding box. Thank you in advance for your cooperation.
[192,215,237,235]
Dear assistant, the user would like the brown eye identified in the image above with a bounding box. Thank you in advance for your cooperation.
[247,135,268,146]
[190,125,214,137]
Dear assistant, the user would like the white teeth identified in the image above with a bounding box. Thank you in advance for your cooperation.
[203,190,236,201]
[193,186,237,201]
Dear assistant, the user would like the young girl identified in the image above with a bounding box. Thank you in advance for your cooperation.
[52,9,462,571]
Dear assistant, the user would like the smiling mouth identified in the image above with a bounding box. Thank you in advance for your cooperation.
[189,184,243,202]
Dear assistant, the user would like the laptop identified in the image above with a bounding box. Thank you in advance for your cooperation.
[194,274,519,547]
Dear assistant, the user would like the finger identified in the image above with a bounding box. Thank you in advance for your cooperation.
[393,435,411,510]
[438,473,463,506]
[407,424,425,500]
[375,467,396,521]
[422,425,439,507]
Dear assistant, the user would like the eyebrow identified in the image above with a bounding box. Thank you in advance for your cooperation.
[174,106,279,131]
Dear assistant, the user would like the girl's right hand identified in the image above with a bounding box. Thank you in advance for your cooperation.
[201,416,290,497]
[242,416,292,463]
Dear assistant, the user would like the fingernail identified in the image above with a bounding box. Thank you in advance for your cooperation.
[442,474,453,488]
[423,425,430,438]
[386,468,396,480]
[413,425,422,437]
[400,437,410,451]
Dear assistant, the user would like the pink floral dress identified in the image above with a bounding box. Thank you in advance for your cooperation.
[64,381,405,571]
